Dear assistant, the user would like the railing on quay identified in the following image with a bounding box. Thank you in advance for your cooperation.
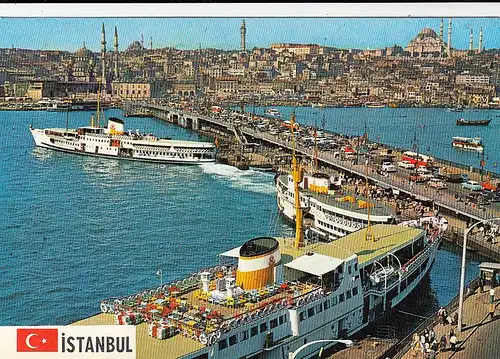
[378,276,480,359]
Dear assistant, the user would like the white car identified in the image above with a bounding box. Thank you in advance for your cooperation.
[417,166,431,174]
[398,160,415,169]
[429,178,447,189]
[381,162,397,172]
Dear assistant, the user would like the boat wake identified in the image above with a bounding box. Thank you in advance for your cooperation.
[200,163,275,195]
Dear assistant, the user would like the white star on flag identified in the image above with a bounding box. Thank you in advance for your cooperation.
[41,338,47,344]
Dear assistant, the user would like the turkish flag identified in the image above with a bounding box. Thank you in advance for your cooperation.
[17,328,58,352]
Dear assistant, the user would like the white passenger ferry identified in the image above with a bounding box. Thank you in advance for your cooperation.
[276,172,397,241]
[452,136,484,153]
[29,117,216,164]
[80,114,448,359]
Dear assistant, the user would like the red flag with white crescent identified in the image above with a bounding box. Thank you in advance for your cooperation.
[17,328,58,352]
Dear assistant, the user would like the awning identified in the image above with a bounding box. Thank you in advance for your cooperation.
[479,262,500,272]
[285,253,344,277]
[219,246,241,259]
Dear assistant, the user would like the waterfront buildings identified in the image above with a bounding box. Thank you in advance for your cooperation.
[1,19,500,108]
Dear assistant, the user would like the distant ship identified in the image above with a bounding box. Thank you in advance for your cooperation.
[452,136,484,153]
[29,116,216,165]
[447,107,464,113]
[365,102,385,108]
[456,118,491,126]
[265,108,282,117]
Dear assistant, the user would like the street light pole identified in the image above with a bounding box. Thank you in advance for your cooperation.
[156,269,163,287]
[458,217,500,332]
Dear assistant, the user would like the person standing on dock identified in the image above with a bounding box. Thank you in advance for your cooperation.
[479,277,485,293]
[489,287,496,319]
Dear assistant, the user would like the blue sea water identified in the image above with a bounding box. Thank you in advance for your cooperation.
[0,109,480,327]
[249,106,500,174]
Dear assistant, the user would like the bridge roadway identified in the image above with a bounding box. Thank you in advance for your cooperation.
[132,102,499,227]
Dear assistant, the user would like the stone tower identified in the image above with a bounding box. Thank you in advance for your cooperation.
[113,26,119,80]
[101,23,107,87]
[469,28,474,51]
[439,18,443,41]
[447,18,452,58]
[478,27,483,53]
[240,19,246,53]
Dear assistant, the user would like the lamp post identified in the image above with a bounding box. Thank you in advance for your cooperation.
[457,217,500,332]
[156,269,163,287]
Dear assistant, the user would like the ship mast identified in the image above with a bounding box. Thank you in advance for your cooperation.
[290,113,304,249]
[364,126,374,241]
[313,122,318,172]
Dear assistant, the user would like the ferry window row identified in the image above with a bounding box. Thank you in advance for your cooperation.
[300,288,359,321]
[314,204,374,226]
[218,314,287,351]
[317,220,348,236]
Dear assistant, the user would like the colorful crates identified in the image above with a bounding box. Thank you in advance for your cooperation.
[114,312,144,325]
[147,323,176,340]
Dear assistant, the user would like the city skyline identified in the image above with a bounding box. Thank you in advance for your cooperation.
[1,17,500,53]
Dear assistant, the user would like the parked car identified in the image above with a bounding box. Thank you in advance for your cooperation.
[462,180,482,191]
[398,160,415,169]
[417,166,431,174]
[429,178,447,189]
[381,162,397,172]
[410,175,428,183]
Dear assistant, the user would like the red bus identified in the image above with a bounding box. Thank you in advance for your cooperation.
[401,151,434,167]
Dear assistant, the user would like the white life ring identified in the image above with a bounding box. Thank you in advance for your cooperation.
[319,289,326,297]
[100,302,108,313]
[135,294,141,299]
[107,304,115,313]
[114,299,122,306]
[220,321,230,333]
[149,289,155,296]
[199,333,208,345]
[345,220,351,227]
[209,334,217,346]
[255,310,262,318]
[215,330,222,340]
[297,298,304,307]
[281,299,288,308]
[241,315,248,323]
[162,284,169,291]
[155,287,162,294]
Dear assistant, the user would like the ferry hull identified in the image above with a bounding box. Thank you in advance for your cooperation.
[30,128,216,165]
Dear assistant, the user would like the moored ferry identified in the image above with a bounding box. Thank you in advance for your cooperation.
[275,172,397,241]
[29,117,216,165]
[82,113,448,359]
[452,136,484,153]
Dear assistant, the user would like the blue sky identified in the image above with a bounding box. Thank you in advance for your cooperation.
[0,17,499,52]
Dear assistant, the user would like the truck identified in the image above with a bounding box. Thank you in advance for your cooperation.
[436,168,468,183]
[482,180,499,192]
